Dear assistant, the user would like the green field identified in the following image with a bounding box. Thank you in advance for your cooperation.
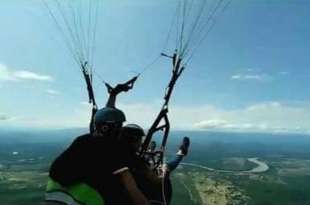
[2,154,310,205]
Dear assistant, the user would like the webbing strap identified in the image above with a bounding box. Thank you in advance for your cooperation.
[46,191,83,205]
[46,178,104,205]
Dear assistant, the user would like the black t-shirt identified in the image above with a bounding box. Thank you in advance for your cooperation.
[49,134,134,205]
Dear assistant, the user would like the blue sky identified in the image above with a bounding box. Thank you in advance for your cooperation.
[0,0,310,134]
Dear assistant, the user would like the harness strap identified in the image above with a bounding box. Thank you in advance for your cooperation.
[46,178,104,205]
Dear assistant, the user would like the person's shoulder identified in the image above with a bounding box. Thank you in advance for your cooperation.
[76,133,91,139]
[72,133,92,144]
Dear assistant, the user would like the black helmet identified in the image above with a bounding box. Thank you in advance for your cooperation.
[94,107,126,126]
[93,107,126,134]
[122,124,145,137]
[120,124,145,152]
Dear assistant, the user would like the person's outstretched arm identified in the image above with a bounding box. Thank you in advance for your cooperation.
[105,76,138,108]
[118,170,151,205]
[105,92,117,108]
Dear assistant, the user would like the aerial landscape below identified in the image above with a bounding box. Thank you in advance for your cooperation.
[1,129,310,205]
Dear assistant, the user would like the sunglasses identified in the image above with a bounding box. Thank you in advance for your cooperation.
[98,122,122,133]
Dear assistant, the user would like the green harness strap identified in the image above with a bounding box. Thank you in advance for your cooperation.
[46,178,105,205]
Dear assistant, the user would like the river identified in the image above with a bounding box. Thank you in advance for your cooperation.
[244,158,269,173]
[181,157,269,173]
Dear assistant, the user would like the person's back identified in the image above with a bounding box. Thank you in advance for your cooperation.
[46,134,105,205]
[46,109,115,204]
[49,134,90,185]
[48,134,128,201]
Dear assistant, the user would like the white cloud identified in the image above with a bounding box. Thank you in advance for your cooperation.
[231,74,269,81]
[195,121,264,131]
[246,101,281,111]
[80,101,91,106]
[279,71,288,75]
[118,102,160,127]
[192,102,310,133]
[0,64,52,82]
[231,75,241,79]
[5,101,160,129]
[46,89,60,95]
[5,101,310,134]
[195,121,256,130]
[115,102,310,134]
[15,70,52,81]
[194,119,228,129]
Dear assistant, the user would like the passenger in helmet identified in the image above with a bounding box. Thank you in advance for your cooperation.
[120,124,145,154]
[119,124,190,204]
[120,123,190,171]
